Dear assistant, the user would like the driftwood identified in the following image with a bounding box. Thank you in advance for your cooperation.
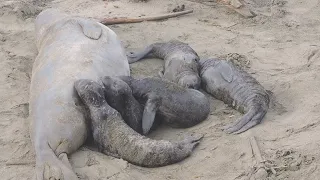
[249,136,269,179]
[99,9,193,25]
[5,160,35,166]
[250,136,264,163]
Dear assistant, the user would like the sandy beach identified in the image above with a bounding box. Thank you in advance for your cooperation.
[0,0,320,179]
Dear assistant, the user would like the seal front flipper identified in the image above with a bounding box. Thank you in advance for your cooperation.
[216,61,234,83]
[142,92,162,135]
[78,19,102,40]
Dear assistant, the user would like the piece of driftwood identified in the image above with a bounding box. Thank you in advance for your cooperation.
[99,9,193,25]
[5,160,35,166]
[249,136,269,179]
[250,136,263,163]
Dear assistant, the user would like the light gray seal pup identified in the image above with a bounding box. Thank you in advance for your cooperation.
[74,79,203,167]
[101,76,210,135]
[127,40,201,89]
[199,58,270,134]
[29,9,129,180]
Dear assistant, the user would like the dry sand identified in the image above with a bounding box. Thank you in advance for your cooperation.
[0,0,320,179]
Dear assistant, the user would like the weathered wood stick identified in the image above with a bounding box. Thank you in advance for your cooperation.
[99,9,193,25]
[5,160,35,166]
[249,136,263,163]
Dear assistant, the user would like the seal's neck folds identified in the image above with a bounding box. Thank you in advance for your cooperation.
[199,58,218,75]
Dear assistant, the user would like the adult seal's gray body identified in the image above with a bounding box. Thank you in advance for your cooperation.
[29,9,129,180]
[101,76,210,135]
[127,40,201,89]
[74,79,203,167]
[200,58,270,134]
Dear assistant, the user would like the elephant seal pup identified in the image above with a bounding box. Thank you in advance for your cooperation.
[74,79,203,167]
[30,9,129,180]
[100,76,144,134]
[101,76,210,135]
[127,40,201,89]
[200,58,270,134]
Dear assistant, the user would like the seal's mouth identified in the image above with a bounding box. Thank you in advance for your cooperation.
[188,82,200,89]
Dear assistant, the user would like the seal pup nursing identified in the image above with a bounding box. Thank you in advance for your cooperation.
[74,79,203,167]
[101,76,210,135]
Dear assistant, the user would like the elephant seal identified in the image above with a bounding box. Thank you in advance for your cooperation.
[100,76,144,134]
[127,40,201,89]
[29,9,129,180]
[199,58,270,134]
[101,76,210,135]
[74,79,203,167]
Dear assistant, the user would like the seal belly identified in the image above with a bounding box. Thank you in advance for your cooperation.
[30,9,130,179]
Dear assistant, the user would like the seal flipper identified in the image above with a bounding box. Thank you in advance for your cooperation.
[142,92,162,135]
[216,61,234,83]
[127,46,153,64]
[78,19,102,40]
[223,105,267,134]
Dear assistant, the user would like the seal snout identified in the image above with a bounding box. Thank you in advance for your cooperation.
[74,79,106,107]
[179,74,201,89]
[101,76,132,95]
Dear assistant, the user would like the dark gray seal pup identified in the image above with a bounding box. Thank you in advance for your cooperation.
[100,76,144,134]
[74,79,203,167]
[30,9,130,180]
[199,58,270,134]
[127,40,201,89]
[101,76,210,135]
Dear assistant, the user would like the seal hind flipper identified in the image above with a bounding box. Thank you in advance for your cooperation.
[78,19,102,40]
[142,92,162,135]
[35,143,78,180]
[127,46,154,63]
[216,61,234,83]
[223,106,267,134]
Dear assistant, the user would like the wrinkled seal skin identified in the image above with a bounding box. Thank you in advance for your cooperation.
[74,79,203,168]
[200,58,270,134]
[102,76,210,135]
[127,40,201,89]
[29,9,129,180]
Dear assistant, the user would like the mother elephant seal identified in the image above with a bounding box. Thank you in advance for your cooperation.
[200,58,270,134]
[101,76,210,135]
[29,9,129,180]
[74,79,203,167]
[127,40,201,89]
